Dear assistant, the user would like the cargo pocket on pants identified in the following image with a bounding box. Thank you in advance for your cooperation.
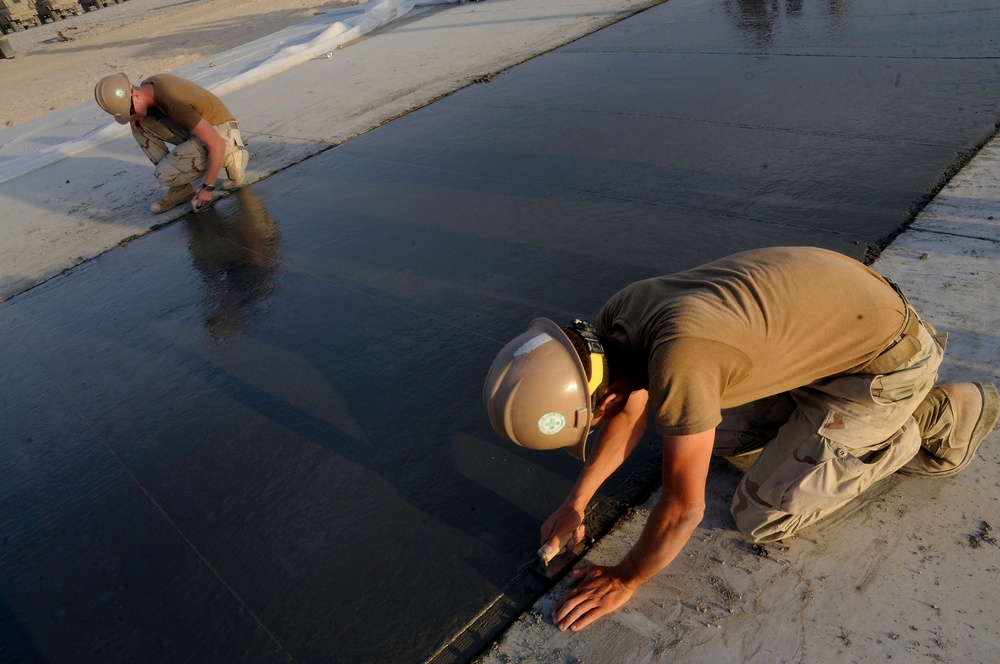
[752,433,869,515]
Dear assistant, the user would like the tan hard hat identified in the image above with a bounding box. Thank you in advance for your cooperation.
[94,73,132,124]
[483,318,606,461]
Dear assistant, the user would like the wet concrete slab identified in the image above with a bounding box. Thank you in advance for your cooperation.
[1,183,668,663]
[3,0,1000,662]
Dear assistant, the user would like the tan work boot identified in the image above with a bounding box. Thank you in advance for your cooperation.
[150,183,196,214]
[222,147,249,191]
[900,382,1000,477]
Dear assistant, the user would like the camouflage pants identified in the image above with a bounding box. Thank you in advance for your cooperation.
[132,115,245,188]
[719,313,945,543]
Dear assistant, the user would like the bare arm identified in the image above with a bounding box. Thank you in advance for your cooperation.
[539,390,650,557]
[552,428,715,631]
[191,118,227,208]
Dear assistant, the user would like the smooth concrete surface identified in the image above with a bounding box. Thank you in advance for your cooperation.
[2,1,1000,663]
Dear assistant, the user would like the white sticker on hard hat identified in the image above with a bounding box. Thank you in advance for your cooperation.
[514,333,553,357]
[538,412,566,435]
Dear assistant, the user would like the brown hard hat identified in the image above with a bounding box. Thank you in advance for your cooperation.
[483,318,605,461]
[94,73,132,124]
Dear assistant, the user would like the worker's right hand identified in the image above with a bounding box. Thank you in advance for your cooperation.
[539,504,585,562]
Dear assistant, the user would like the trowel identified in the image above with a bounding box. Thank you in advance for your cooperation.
[191,197,214,213]
[532,530,587,579]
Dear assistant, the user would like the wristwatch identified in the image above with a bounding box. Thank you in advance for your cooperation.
[201,183,216,191]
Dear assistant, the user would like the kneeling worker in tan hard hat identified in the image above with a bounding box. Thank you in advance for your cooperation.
[484,246,1000,632]
[94,73,250,213]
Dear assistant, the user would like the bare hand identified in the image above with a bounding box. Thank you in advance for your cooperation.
[192,187,214,211]
[553,565,635,631]
[539,504,585,562]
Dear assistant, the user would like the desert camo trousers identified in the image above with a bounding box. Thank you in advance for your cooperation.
[132,115,245,188]
[718,310,945,543]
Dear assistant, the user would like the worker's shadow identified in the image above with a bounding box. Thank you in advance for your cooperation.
[182,188,282,340]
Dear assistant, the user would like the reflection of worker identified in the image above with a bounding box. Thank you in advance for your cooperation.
[184,189,280,340]
[94,73,249,214]
[484,246,999,632]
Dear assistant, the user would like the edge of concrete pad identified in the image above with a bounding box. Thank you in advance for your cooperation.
[0,0,669,305]
[865,123,1000,263]
[475,134,1000,664]
[875,134,1000,384]
[425,454,664,664]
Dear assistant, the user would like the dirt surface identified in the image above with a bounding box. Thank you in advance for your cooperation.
[0,0,356,129]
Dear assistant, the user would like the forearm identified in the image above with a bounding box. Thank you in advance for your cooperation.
[192,119,227,186]
[204,146,225,185]
[564,399,648,509]
[541,393,650,555]
[616,498,704,587]
[550,429,714,632]
[615,429,714,587]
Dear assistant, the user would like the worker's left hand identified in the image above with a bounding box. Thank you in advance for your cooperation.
[192,187,214,211]
[553,564,635,632]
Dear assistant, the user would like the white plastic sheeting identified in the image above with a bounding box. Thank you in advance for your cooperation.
[0,0,460,184]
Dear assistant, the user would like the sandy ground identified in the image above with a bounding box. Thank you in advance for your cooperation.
[0,0,356,129]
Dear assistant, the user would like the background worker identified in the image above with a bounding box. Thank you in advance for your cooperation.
[94,72,249,213]
[484,246,1000,632]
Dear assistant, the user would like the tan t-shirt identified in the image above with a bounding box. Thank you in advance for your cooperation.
[595,247,907,437]
[142,74,235,131]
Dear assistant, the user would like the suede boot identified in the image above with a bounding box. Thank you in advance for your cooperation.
[900,382,1000,477]
[150,183,196,214]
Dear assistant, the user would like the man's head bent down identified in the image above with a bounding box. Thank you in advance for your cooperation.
[483,319,609,461]
[94,73,134,125]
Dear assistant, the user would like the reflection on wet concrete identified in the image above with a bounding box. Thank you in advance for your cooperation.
[2,1,999,663]
[185,190,281,340]
[724,0,853,45]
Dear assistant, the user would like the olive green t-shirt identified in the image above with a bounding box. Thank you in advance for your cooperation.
[142,74,235,131]
[595,247,907,437]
